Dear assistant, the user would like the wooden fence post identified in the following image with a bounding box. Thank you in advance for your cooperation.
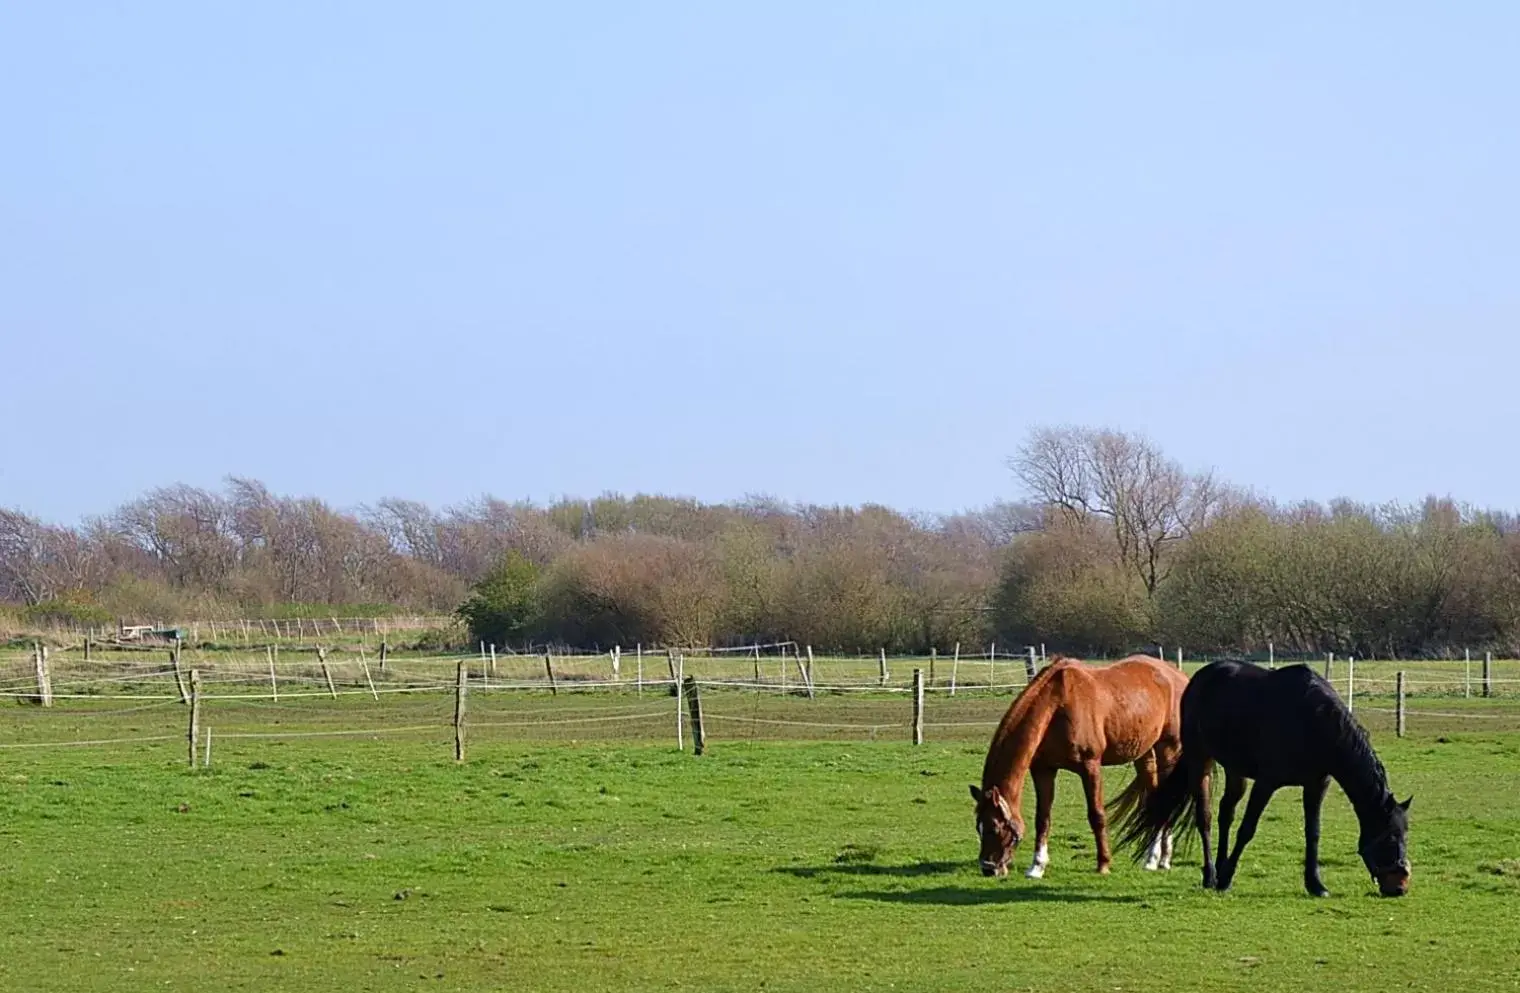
[204,726,212,769]
[544,651,558,696]
[172,640,189,705]
[612,645,620,681]
[929,647,937,686]
[1465,648,1472,699]
[798,646,815,700]
[360,651,379,701]
[454,661,468,762]
[490,644,498,680]
[675,654,685,750]
[34,642,53,708]
[1268,641,1274,667]
[379,640,388,670]
[1025,646,1037,682]
[636,644,643,696]
[187,669,202,769]
[84,635,92,662]
[879,648,889,687]
[912,668,924,746]
[267,645,278,701]
[684,675,705,756]
[1176,646,1183,670]
[1484,652,1493,699]
[1396,671,1406,738]
[1347,656,1355,714]
[806,646,815,693]
[754,644,762,684]
[1325,652,1334,681]
[950,642,960,697]
[318,647,337,699]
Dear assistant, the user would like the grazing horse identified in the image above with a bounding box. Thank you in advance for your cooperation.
[970,655,1188,879]
[1116,661,1412,897]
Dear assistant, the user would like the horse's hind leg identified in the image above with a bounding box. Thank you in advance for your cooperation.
[1214,770,1247,889]
[1218,780,1277,892]
[1153,741,1182,870]
[1078,761,1111,874]
[1194,759,1216,890]
[1026,767,1056,879]
[1132,753,1166,871]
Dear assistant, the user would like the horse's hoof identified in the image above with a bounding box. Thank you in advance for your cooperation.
[1306,885,1330,898]
[1025,865,1046,880]
[1096,864,1111,876]
[1142,861,1160,872]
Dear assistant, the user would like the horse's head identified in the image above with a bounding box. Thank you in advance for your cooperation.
[969,783,1024,877]
[1359,794,1412,897]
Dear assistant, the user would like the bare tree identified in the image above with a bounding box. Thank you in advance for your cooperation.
[0,509,100,604]
[112,485,240,590]
[1010,426,1222,596]
[366,498,444,566]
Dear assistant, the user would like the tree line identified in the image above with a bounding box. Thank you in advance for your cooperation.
[4,429,1519,657]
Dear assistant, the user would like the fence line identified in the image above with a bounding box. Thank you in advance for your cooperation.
[3,657,1517,760]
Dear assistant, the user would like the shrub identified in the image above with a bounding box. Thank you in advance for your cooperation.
[21,592,115,629]
[455,552,541,649]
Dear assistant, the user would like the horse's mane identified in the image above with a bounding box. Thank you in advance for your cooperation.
[980,657,1074,787]
[1302,672,1391,804]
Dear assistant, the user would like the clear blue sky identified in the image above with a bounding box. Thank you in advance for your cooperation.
[4,3,1518,524]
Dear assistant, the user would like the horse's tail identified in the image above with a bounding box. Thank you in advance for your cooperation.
[1105,771,1151,830]
[1115,754,1200,862]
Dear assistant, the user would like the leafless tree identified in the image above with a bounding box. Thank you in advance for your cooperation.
[1010,426,1223,596]
[0,509,100,604]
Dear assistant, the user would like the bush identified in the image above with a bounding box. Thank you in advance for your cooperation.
[455,552,541,649]
[21,592,115,629]
[408,623,468,653]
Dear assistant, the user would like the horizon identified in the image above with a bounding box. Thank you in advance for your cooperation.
[5,468,1511,531]
[5,4,1519,522]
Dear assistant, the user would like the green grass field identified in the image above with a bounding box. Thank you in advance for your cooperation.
[1,689,1519,992]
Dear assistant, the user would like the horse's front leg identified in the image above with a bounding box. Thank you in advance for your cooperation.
[1078,761,1110,874]
[1026,766,1056,879]
[1303,777,1330,897]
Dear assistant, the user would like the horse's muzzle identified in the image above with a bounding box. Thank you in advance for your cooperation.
[980,860,1008,878]
[1375,868,1410,897]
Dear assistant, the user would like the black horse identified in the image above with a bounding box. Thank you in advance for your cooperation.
[1115,661,1411,897]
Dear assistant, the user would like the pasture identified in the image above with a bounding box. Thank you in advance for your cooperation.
[2,678,1519,992]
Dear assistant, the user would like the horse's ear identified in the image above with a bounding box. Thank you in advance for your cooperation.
[969,784,982,802]
[1399,795,1412,811]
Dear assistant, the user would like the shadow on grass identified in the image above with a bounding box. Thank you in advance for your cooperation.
[842,885,1143,906]
[775,860,965,881]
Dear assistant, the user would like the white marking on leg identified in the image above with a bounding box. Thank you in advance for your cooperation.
[1160,829,1174,870]
[1143,833,1163,871]
[1025,842,1050,879]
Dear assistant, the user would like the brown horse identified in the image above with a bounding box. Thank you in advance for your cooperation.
[969,655,1188,878]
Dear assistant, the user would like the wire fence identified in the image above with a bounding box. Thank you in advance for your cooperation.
[1,645,1518,766]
